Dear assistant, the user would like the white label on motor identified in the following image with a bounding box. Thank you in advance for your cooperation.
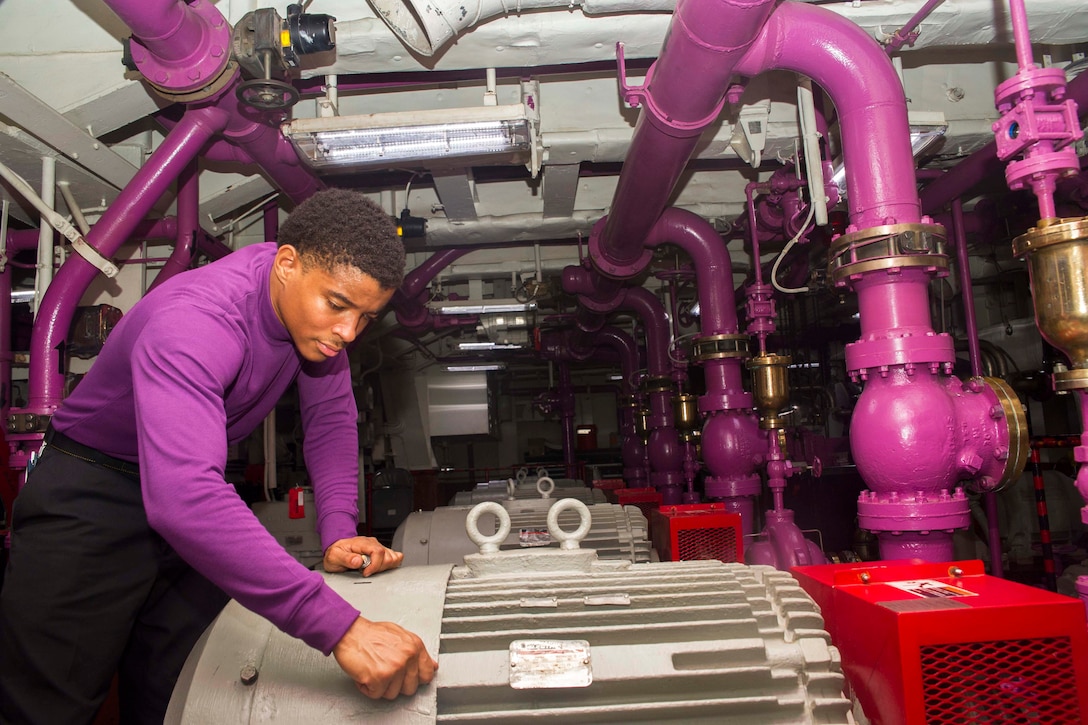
[519,528,552,547]
[509,639,592,689]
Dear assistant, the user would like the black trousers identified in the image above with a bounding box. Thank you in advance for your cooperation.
[0,438,228,725]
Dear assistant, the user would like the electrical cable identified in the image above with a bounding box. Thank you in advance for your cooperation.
[770,203,816,294]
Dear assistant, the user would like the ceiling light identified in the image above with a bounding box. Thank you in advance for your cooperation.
[457,341,523,350]
[283,103,536,171]
[446,363,506,372]
[436,300,537,315]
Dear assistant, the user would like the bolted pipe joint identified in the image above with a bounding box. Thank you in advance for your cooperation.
[701,408,765,533]
[123,0,234,97]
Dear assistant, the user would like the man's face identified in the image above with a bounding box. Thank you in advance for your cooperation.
[271,245,395,362]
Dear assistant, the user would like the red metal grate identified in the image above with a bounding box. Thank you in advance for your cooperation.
[677,526,739,562]
[920,637,1080,723]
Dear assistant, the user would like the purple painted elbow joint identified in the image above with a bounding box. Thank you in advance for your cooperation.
[125,0,233,96]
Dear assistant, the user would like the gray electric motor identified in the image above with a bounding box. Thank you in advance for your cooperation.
[449,469,606,506]
[167,499,853,724]
[396,475,652,565]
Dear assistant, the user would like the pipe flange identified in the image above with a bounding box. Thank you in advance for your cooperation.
[143,61,240,105]
[1054,368,1088,392]
[1011,216,1088,257]
[828,223,948,285]
[690,333,751,362]
[845,331,955,374]
[982,376,1029,492]
[128,0,234,97]
[642,376,675,395]
[856,488,969,533]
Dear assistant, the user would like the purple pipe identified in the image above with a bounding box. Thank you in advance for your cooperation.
[25,107,230,414]
[148,161,199,292]
[263,201,279,244]
[597,0,776,270]
[920,70,1088,214]
[0,262,11,423]
[598,327,647,486]
[951,199,1004,576]
[734,2,919,228]
[195,231,232,261]
[617,286,684,501]
[392,248,474,330]
[117,0,232,95]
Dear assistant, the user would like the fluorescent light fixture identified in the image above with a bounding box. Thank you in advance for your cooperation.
[445,363,506,372]
[831,112,947,196]
[607,373,624,381]
[283,104,534,170]
[436,300,537,315]
[457,341,523,350]
[10,289,35,304]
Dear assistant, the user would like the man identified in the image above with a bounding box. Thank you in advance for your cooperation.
[0,188,437,724]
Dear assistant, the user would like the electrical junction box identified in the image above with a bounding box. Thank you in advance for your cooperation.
[651,503,744,564]
[792,559,1088,725]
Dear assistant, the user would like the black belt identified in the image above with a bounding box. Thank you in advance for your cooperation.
[45,426,141,480]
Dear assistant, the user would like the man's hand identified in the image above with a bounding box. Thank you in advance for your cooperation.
[333,617,438,699]
[324,536,404,575]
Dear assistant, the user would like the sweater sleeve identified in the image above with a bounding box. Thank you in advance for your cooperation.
[297,354,361,552]
[130,308,359,655]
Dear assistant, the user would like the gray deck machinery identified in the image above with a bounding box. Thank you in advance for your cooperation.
[168,499,854,724]
[395,470,652,565]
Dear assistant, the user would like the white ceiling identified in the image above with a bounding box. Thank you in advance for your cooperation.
[0,0,1084,260]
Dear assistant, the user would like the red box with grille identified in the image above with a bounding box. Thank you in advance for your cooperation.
[614,487,662,523]
[792,559,1088,725]
[650,503,743,563]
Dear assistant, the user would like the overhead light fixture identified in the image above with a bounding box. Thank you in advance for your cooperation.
[607,373,624,381]
[457,341,523,351]
[446,363,506,372]
[435,300,537,315]
[283,103,538,172]
[831,112,947,196]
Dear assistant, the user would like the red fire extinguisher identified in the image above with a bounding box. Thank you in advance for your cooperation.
[288,486,305,519]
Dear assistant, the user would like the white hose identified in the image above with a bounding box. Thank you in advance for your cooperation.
[771,203,815,295]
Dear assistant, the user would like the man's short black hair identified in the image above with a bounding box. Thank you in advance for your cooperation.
[277,188,405,289]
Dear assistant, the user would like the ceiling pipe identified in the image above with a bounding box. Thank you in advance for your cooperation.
[21,107,230,424]
[391,248,475,330]
[594,0,778,275]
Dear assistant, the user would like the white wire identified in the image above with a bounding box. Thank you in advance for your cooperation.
[771,203,816,294]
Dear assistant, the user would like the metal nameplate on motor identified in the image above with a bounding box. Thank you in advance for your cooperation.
[509,639,593,689]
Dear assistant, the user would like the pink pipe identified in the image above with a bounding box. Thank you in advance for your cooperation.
[598,0,777,267]
[263,201,278,243]
[392,248,475,329]
[1007,0,1036,70]
[734,2,920,228]
[599,327,646,485]
[25,107,230,415]
[148,161,198,292]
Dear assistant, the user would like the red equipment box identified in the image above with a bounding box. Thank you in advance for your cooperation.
[650,503,743,563]
[792,559,1088,725]
[614,487,662,523]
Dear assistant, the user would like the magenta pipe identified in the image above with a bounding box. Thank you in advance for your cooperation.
[25,107,230,414]
[884,0,946,55]
[1006,0,1036,71]
[618,286,670,379]
[0,261,11,423]
[195,231,232,261]
[113,0,232,96]
[599,327,647,486]
[263,201,278,243]
[392,248,475,329]
[148,161,199,292]
[157,115,255,165]
[921,71,1088,214]
[597,0,776,268]
[735,2,920,228]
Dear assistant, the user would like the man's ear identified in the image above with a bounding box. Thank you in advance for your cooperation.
[272,245,301,284]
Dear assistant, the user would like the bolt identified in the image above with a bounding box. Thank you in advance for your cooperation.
[859,572,871,584]
[240,664,259,686]
[188,69,201,81]
[949,566,963,577]
[946,87,965,102]
[211,46,223,58]
[990,405,1004,420]
[156,71,169,84]
[994,447,1008,460]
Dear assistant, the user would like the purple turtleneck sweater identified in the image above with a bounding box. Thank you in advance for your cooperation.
[52,242,361,655]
